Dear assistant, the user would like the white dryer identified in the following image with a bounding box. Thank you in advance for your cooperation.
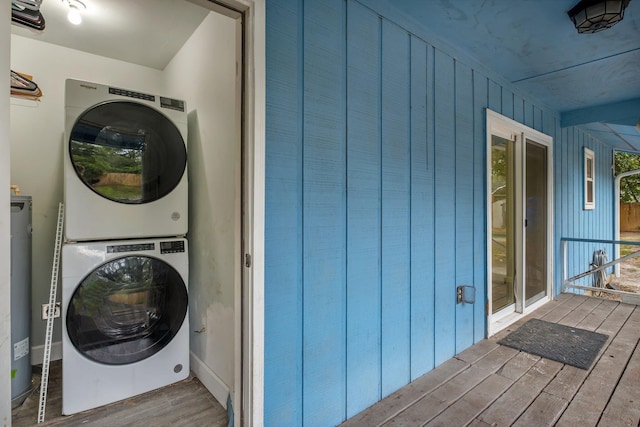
[64,79,188,241]
[62,238,189,415]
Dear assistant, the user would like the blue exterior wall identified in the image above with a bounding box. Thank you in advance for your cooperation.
[264,0,615,425]
[555,128,615,290]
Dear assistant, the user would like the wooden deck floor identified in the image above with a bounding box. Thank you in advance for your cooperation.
[341,293,640,427]
[11,360,228,426]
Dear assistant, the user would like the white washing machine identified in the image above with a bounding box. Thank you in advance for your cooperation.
[64,79,188,241]
[62,238,189,415]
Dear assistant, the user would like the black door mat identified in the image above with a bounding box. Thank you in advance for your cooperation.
[498,318,609,370]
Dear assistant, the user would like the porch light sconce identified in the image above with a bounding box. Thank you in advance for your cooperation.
[567,0,630,33]
[456,285,476,304]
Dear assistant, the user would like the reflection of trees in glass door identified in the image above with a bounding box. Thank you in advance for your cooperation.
[487,110,553,334]
[491,135,516,314]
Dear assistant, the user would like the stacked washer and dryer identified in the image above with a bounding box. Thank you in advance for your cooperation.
[61,79,190,415]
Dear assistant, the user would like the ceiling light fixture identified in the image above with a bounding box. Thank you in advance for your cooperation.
[567,0,630,33]
[65,0,86,25]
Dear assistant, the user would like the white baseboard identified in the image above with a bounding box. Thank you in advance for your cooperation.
[31,341,62,365]
[190,351,229,410]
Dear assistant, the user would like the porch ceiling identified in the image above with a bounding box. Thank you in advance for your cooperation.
[382,0,640,151]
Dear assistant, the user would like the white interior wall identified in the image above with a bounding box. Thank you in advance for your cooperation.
[9,36,163,361]
[163,11,241,408]
[2,4,13,425]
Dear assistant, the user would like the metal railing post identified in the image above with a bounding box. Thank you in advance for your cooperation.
[561,236,640,303]
[562,239,567,293]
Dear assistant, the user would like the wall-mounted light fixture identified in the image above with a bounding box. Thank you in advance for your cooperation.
[567,0,630,33]
[65,0,86,25]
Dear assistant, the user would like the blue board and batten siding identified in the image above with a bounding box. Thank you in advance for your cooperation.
[265,0,615,425]
[555,128,614,289]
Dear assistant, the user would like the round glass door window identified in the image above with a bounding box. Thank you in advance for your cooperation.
[69,101,187,204]
[66,256,188,365]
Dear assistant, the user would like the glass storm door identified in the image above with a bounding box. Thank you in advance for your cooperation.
[525,139,548,306]
[487,110,553,334]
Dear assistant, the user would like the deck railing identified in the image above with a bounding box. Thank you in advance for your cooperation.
[561,237,640,304]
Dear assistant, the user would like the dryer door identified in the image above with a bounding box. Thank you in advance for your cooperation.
[66,255,188,365]
[68,100,187,204]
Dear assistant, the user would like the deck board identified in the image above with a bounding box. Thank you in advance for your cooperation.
[379,345,518,425]
[11,361,227,427]
[598,332,640,426]
[556,306,640,426]
[575,299,618,331]
[478,358,562,426]
[425,374,513,427]
[341,294,640,427]
[494,350,540,381]
[558,296,603,326]
[539,294,585,323]
[511,391,567,426]
[340,357,469,427]
[431,347,518,404]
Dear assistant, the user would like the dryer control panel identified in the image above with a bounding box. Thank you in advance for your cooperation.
[160,240,185,254]
[109,87,155,101]
[107,243,154,253]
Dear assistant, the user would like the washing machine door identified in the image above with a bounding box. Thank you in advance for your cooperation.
[68,100,186,204]
[66,255,188,365]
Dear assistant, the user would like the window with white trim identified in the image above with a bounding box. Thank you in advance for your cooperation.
[584,147,595,210]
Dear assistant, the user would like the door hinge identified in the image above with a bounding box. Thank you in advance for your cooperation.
[244,253,252,268]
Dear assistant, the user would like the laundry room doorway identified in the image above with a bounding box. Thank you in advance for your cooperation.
[7,0,263,424]
[161,1,247,424]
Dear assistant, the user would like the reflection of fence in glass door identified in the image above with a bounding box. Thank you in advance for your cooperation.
[71,125,145,203]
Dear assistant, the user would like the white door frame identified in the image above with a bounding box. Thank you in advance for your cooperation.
[486,109,554,337]
[187,1,265,425]
[1,3,12,424]
[237,1,265,426]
